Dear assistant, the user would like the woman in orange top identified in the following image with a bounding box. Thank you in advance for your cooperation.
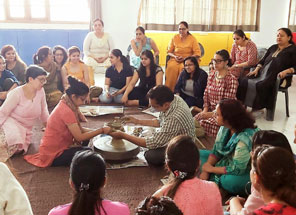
[61,46,90,90]
[166,21,201,91]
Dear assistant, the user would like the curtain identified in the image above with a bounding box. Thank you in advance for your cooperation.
[289,0,296,31]
[88,0,102,31]
[138,0,260,31]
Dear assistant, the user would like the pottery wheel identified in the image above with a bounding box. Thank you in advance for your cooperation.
[93,135,140,161]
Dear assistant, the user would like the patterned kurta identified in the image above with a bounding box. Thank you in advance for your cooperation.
[231,40,258,78]
[145,95,196,149]
[196,71,238,137]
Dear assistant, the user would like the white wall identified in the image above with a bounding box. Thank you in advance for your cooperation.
[250,0,290,48]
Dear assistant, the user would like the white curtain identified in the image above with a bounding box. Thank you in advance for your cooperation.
[88,0,102,31]
[289,0,296,31]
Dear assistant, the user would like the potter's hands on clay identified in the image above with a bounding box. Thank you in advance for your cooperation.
[102,126,112,134]
[121,116,139,124]
[109,131,125,139]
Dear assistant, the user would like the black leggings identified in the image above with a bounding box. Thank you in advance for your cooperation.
[52,140,91,167]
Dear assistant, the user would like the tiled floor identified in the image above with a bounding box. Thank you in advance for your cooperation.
[94,70,296,153]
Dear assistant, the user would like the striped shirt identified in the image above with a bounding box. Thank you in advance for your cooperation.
[145,95,196,149]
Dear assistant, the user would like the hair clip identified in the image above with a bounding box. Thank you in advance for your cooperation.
[173,170,187,179]
[79,183,90,192]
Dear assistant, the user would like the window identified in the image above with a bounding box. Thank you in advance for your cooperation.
[289,0,296,31]
[0,0,90,23]
[138,0,260,31]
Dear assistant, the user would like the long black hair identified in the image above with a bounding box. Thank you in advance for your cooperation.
[68,150,107,215]
[183,56,200,81]
[138,50,158,81]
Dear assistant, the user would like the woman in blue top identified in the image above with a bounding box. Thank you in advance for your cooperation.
[0,55,18,105]
[174,56,208,108]
[130,26,159,69]
[200,99,259,195]
[99,49,133,104]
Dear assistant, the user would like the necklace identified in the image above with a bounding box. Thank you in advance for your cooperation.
[215,72,226,80]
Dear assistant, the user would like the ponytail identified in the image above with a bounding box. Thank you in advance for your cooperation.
[111,49,131,69]
[33,46,50,65]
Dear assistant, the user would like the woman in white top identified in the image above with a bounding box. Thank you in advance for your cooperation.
[83,19,114,74]
[0,162,33,215]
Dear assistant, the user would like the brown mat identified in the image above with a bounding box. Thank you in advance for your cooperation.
[5,106,215,215]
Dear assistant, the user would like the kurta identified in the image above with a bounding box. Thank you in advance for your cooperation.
[0,86,49,162]
[165,34,201,91]
[196,71,238,137]
[64,61,86,83]
[24,100,77,167]
[237,44,296,109]
[162,178,223,215]
[231,40,258,78]
[130,37,152,69]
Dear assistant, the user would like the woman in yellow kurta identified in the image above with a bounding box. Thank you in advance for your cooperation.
[166,21,201,91]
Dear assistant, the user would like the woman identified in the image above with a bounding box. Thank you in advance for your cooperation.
[24,76,111,167]
[53,45,68,70]
[83,19,114,74]
[153,135,223,215]
[1,44,27,84]
[227,130,293,215]
[174,56,208,108]
[200,99,259,195]
[237,28,296,110]
[48,151,129,215]
[61,46,90,90]
[229,30,258,78]
[0,162,33,215]
[129,26,159,69]
[195,50,238,137]
[0,55,19,104]
[251,146,296,215]
[121,50,163,106]
[33,46,63,108]
[165,21,201,91]
[0,65,49,162]
[53,45,68,92]
[99,49,133,104]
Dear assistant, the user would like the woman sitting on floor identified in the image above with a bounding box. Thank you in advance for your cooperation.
[129,26,159,69]
[48,150,130,215]
[24,76,111,167]
[33,46,63,108]
[194,49,238,137]
[153,135,223,215]
[229,29,258,78]
[227,130,293,215]
[0,55,19,105]
[200,99,259,195]
[99,49,133,104]
[237,28,296,111]
[251,146,296,215]
[1,44,27,85]
[174,56,207,109]
[0,65,48,162]
[121,50,163,107]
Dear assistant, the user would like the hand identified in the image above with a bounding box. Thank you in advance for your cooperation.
[109,131,125,139]
[199,171,210,180]
[195,111,213,120]
[121,116,138,124]
[278,70,288,79]
[228,196,246,205]
[175,56,183,63]
[102,126,112,134]
[111,90,119,97]
[246,69,259,77]
[96,57,106,63]
[121,95,128,104]
[85,95,91,104]
[202,162,214,173]
[106,92,112,98]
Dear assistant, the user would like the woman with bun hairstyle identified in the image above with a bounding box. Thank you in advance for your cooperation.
[251,146,296,215]
[153,135,223,215]
[25,76,111,167]
[48,150,130,215]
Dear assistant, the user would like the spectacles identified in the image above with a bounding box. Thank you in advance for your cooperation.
[55,54,64,57]
[36,77,47,84]
[185,63,194,67]
[212,59,225,64]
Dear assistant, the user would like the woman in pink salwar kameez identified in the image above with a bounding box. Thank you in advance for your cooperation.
[0,65,49,162]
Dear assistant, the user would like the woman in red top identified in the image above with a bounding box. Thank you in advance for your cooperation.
[251,146,296,215]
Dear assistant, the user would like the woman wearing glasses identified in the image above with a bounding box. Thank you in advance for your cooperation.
[174,56,207,109]
[194,50,238,137]
[165,21,201,91]
[0,65,49,162]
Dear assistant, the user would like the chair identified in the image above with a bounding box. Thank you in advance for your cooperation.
[126,44,159,65]
[266,73,293,121]
[165,42,205,68]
